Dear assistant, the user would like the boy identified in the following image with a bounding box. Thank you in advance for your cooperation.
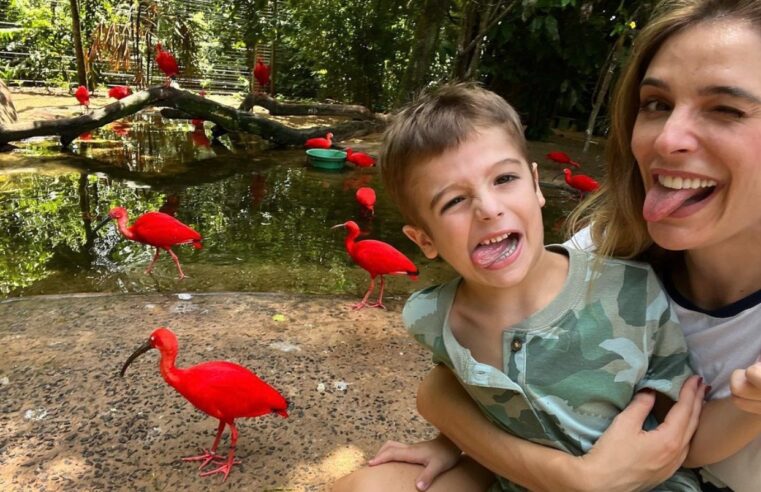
[355,83,700,491]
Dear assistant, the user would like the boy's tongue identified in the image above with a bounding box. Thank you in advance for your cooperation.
[642,183,707,222]
[471,239,510,267]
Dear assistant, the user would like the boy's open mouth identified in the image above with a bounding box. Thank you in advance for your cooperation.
[471,232,520,268]
[643,175,717,222]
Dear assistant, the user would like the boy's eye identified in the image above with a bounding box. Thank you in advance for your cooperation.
[495,174,516,185]
[441,196,464,213]
[713,105,745,118]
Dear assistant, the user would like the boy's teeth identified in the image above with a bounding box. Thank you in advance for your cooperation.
[658,175,717,189]
[480,233,510,246]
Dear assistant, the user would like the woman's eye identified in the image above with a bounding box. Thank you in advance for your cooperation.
[495,174,516,185]
[441,196,464,213]
[640,99,670,112]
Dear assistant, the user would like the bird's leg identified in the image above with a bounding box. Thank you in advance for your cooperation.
[182,420,226,470]
[369,276,387,310]
[166,248,186,279]
[145,248,161,274]
[353,277,375,310]
[200,422,241,482]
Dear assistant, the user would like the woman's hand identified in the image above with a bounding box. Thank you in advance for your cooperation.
[367,435,462,491]
[731,359,761,414]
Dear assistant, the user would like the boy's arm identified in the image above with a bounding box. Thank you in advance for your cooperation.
[418,364,705,492]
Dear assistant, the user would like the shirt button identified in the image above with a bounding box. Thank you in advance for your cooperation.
[511,338,523,352]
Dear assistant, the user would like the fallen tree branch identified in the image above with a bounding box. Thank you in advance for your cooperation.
[0,87,385,148]
[239,92,386,121]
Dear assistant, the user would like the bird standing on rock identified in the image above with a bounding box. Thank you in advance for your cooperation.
[332,220,418,309]
[94,206,202,279]
[120,327,289,482]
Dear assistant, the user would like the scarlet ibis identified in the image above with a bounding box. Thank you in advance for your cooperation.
[345,147,376,168]
[332,220,418,309]
[253,58,271,90]
[120,327,288,482]
[563,168,599,198]
[155,43,179,87]
[546,151,581,168]
[94,206,202,279]
[191,90,206,130]
[355,187,376,215]
[108,85,132,100]
[188,129,211,148]
[74,85,90,112]
[304,132,333,149]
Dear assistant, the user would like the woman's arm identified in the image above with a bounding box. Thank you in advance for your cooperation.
[417,365,705,492]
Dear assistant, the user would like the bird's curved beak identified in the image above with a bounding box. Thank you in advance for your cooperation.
[120,339,154,377]
[330,223,346,230]
[93,216,112,234]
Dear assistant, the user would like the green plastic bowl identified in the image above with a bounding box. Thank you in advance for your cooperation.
[306,148,347,170]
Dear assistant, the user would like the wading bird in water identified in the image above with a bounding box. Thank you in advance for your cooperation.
[120,327,288,482]
[304,132,333,149]
[332,220,418,309]
[355,187,376,216]
[345,148,376,168]
[94,206,202,279]
[155,43,179,87]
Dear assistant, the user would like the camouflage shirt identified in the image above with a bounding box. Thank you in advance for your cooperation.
[404,245,699,491]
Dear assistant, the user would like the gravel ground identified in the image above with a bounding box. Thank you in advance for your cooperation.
[0,292,436,491]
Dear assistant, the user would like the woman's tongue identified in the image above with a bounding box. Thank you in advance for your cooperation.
[471,237,513,268]
[643,182,709,221]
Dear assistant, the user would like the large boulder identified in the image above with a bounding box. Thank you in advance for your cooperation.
[0,80,18,125]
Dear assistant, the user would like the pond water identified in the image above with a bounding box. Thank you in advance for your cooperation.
[0,112,592,299]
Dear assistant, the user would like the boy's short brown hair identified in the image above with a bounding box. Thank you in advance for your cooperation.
[380,82,527,226]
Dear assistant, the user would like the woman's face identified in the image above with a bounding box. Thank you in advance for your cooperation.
[632,19,761,253]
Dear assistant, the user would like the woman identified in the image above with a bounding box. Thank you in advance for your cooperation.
[334,0,761,490]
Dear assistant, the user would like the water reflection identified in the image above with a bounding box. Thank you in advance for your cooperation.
[0,115,579,298]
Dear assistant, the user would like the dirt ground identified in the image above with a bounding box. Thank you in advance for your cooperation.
[0,292,436,491]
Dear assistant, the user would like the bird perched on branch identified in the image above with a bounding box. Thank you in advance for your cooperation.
[546,151,581,168]
[332,220,418,309]
[108,85,132,100]
[253,58,271,91]
[346,148,376,168]
[94,206,202,279]
[154,43,179,87]
[120,327,289,482]
[304,132,333,149]
[74,85,90,113]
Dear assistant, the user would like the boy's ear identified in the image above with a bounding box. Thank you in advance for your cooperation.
[403,225,438,259]
[531,162,546,208]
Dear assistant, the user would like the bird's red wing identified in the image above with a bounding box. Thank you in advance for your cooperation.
[353,240,418,277]
[179,362,287,419]
[132,212,201,248]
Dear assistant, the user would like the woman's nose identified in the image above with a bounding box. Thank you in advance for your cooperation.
[653,108,699,157]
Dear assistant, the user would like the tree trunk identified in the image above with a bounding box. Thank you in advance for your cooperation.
[69,0,88,87]
[452,0,517,81]
[238,93,382,120]
[0,80,17,125]
[395,0,452,106]
[0,87,385,149]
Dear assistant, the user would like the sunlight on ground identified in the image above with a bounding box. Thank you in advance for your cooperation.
[286,445,366,487]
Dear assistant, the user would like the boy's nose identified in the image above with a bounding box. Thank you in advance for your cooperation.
[474,197,504,221]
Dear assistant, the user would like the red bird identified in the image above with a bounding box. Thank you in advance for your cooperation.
[546,151,581,168]
[120,327,288,482]
[563,168,599,198]
[94,206,202,279]
[345,147,376,168]
[74,85,90,110]
[304,132,333,149]
[355,187,376,215]
[253,58,271,90]
[332,220,418,309]
[108,85,132,100]
[191,90,206,130]
[154,43,179,87]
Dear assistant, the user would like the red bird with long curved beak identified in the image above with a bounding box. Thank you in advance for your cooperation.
[154,43,179,87]
[304,132,333,149]
[108,85,132,100]
[546,151,581,168]
[562,168,599,198]
[253,58,271,91]
[74,85,90,112]
[345,148,376,168]
[355,187,376,215]
[332,220,418,309]
[120,327,288,482]
[94,206,202,279]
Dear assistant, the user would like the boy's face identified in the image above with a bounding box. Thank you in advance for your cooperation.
[403,126,546,290]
